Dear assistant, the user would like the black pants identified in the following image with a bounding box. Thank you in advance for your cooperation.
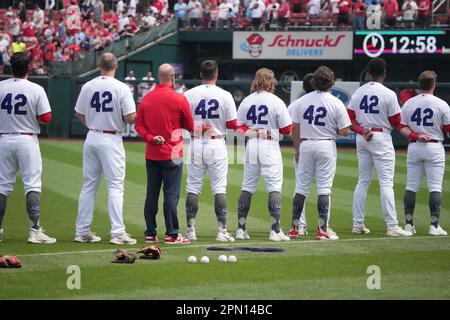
[144,159,183,238]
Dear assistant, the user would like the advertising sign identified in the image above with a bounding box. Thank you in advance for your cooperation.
[233,31,353,60]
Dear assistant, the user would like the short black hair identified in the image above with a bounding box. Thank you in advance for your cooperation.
[302,73,315,93]
[200,60,218,81]
[368,58,386,78]
[10,52,29,78]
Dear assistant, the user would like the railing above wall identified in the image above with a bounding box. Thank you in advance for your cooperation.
[50,19,178,77]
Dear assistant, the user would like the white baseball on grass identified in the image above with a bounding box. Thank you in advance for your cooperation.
[200,256,210,264]
[218,255,228,262]
[228,255,237,263]
[188,256,197,263]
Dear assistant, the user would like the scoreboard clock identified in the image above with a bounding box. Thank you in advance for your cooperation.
[354,30,450,58]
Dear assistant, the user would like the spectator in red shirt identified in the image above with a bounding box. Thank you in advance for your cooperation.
[152,0,164,14]
[417,0,430,28]
[399,80,416,106]
[383,0,398,28]
[278,0,290,31]
[135,63,194,244]
[43,37,56,67]
[353,0,366,29]
[338,0,351,27]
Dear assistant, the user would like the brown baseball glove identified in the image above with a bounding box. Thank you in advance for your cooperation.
[111,249,136,264]
[0,255,22,268]
[137,246,161,260]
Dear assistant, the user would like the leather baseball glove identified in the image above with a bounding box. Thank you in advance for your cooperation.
[0,255,22,268]
[137,246,161,260]
[111,249,136,264]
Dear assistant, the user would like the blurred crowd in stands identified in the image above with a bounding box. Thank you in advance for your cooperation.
[0,0,442,76]
[0,0,171,75]
[174,0,436,31]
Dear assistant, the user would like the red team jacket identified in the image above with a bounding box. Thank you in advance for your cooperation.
[135,84,194,161]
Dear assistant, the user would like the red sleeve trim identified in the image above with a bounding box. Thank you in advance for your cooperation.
[398,123,408,130]
[408,131,420,141]
[226,119,238,130]
[279,124,292,135]
[353,125,364,135]
[236,125,249,135]
[347,109,358,125]
[38,112,52,124]
[443,124,450,133]
[389,113,402,130]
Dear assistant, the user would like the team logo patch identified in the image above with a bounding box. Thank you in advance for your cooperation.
[240,33,265,58]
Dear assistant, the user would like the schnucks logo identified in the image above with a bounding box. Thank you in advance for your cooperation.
[240,33,265,57]
[268,34,346,48]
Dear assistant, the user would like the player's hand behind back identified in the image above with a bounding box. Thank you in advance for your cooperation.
[418,134,431,143]
[362,128,373,142]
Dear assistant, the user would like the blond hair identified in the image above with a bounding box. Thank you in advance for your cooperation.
[251,68,277,93]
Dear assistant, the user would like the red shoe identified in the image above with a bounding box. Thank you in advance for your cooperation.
[165,234,190,244]
[288,225,299,239]
[145,235,159,243]
[316,227,339,240]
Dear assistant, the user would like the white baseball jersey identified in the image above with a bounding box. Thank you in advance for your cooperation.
[290,91,351,140]
[237,91,291,132]
[75,76,136,133]
[184,84,237,136]
[401,93,450,142]
[348,81,401,130]
[0,78,51,134]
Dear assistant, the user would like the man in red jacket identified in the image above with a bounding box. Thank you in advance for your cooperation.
[135,63,194,244]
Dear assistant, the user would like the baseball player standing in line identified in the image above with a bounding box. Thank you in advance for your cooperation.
[398,71,449,236]
[289,66,351,240]
[184,60,237,242]
[287,72,314,238]
[74,53,137,244]
[235,68,292,241]
[0,52,56,244]
[348,58,412,237]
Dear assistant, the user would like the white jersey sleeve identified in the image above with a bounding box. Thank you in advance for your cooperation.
[225,91,237,122]
[0,78,51,134]
[75,85,88,115]
[120,84,136,116]
[276,99,292,129]
[336,100,352,130]
[387,90,401,117]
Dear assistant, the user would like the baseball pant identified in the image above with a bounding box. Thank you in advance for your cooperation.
[186,138,228,195]
[0,134,42,197]
[242,138,283,194]
[353,132,398,230]
[293,158,307,227]
[406,142,445,193]
[295,140,337,197]
[76,131,126,237]
[144,158,183,238]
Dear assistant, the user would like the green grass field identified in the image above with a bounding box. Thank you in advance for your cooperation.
[0,139,449,300]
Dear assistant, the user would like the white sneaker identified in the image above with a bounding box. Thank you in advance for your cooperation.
[352,225,371,234]
[429,225,448,236]
[110,233,137,245]
[327,227,338,237]
[298,225,308,236]
[28,228,57,244]
[404,224,416,235]
[0,228,3,242]
[74,232,101,243]
[235,228,250,240]
[269,229,290,242]
[185,227,197,241]
[387,226,413,237]
[316,227,339,240]
[216,228,235,242]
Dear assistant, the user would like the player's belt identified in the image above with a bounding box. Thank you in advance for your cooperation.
[370,128,384,132]
[191,135,224,139]
[0,133,34,136]
[300,138,332,142]
[410,139,440,143]
[90,129,120,135]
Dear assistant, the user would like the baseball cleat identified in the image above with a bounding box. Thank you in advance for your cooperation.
[316,227,339,240]
[185,227,197,241]
[165,234,190,244]
[216,228,235,242]
[28,228,57,244]
[235,228,250,240]
[404,224,416,235]
[269,229,290,242]
[298,225,308,236]
[288,226,299,239]
[352,225,371,234]
[144,235,159,243]
[386,226,413,237]
[74,232,101,243]
[110,233,137,245]
[0,228,3,242]
[429,225,447,236]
